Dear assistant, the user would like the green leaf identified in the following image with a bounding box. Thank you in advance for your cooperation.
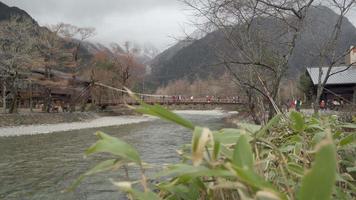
[290,111,305,132]
[161,184,197,200]
[85,159,119,176]
[256,113,282,137]
[158,179,201,200]
[287,163,304,176]
[191,127,213,166]
[256,190,281,200]
[135,104,194,130]
[220,145,233,159]
[346,166,356,173]
[130,189,161,200]
[86,131,141,164]
[232,134,254,169]
[339,133,356,146]
[232,166,284,199]
[238,123,261,133]
[305,124,323,131]
[213,140,221,161]
[213,129,246,145]
[67,159,121,191]
[311,132,326,146]
[297,139,337,200]
[156,164,235,179]
[340,123,356,129]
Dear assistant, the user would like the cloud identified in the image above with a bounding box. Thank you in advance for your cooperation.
[2,0,195,50]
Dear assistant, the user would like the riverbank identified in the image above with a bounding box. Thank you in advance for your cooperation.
[0,108,237,128]
[0,115,154,137]
[0,105,142,128]
[0,112,100,128]
[0,110,237,137]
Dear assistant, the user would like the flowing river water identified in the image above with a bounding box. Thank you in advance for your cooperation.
[0,111,233,200]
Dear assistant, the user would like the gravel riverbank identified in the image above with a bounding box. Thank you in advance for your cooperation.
[0,110,238,137]
[0,112,99,127]
[0,115,154,137]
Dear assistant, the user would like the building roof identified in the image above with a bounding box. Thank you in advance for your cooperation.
[306,66,356,85]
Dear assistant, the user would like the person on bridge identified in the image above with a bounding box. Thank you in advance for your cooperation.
[320,100,326,110]
[296,98,302,112]
[289,99,296,110]
[190,96,194,101]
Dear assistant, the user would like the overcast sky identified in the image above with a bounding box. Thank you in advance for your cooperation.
[3,0,195,51]
[2,0,356,52]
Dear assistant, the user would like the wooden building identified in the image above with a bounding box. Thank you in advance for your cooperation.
[306,66,356,104]
[1,68,91,111]
[305,46,356,105]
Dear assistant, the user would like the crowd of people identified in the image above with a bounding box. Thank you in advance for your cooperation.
[155,95,240,103]
[286,98,303,112]
[285,97,345,112]
[318,99,344,111]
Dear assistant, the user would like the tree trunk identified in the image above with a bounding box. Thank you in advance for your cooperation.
[44,88,52,113]
[353,86,356,104]
[246,90,261,125]
[9,90,18,113]
[29,80,33,112]
[313,85,323,114]
[268,102,276,121]
[2,81,6,113]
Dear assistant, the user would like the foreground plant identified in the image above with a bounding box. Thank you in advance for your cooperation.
[68,102,356,200]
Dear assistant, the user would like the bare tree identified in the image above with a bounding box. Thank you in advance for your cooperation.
[58,23,96,63]
[34,23,95,112]
[312,0,355,113]
[0,16,38,113]
[183,0,315,123]
[116,41,145,93]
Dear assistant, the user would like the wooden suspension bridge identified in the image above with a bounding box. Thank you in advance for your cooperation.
[73,82,243,109]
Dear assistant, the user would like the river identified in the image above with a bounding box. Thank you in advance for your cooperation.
[0,111,232,200]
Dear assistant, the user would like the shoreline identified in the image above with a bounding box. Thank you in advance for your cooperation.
[0,112,99,128]
[0,115,154,137]
[0,110,236,137]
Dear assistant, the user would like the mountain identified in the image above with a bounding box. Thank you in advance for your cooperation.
[148,6,356,86]
[0,1,158,76]
[0,1,33,22]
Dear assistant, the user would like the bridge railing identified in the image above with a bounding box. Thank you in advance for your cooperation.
[98,97,242,106]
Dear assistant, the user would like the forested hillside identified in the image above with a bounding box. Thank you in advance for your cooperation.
[149,6,356,86]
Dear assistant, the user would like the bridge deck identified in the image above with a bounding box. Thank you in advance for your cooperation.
[97,99,242,107]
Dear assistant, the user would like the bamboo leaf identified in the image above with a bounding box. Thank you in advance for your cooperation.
[191,127,213,166]
[290,111,305,132]
[256,113,282,137]
[112,180,161,200]
[232,134,254,169]
[213,140,221,161]
[156,164,235,179]
[297,139,337,200]
[287,163,304,177]
[340,123,356,129]
[238,123,261,133]
[232,166,283,199]
[134,103,194,130]
[213,129,245,145]
[130,189,161,200]
[67,159,121,191]
[86,131,141,164]
[339,133,356,146]
[256,190,281,200]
